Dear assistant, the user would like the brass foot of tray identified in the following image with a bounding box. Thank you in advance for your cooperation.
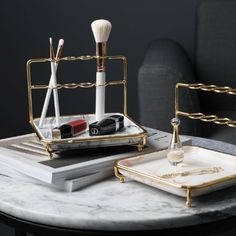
[114,166,125,183]
[45,144,53,159]
[186,188,192,207]
[137,136,147,152]
[137,145,143,152]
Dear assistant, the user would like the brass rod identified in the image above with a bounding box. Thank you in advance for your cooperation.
[175,83,236,128]
[26,60,34,123]
[30,80,125,90]
[186,188,191,207]
[177,82,236,95]
[175,84,179,118]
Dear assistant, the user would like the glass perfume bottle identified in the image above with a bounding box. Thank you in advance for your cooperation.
[167,117,184,166]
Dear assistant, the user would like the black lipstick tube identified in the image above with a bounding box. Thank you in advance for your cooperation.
[89,115,124,136]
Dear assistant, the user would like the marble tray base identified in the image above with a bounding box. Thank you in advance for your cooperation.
[115,146,236,207]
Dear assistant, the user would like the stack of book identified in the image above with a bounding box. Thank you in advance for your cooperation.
[0,127,191,191]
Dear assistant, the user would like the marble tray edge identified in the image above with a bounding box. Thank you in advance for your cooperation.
[30,113,148,156]
[114,145,236,207]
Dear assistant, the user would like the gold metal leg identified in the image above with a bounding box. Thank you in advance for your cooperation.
[186,188,191,207]
[45,144,53,159]
[137,144,143,152]
[114,166,125,183]
[137,136,146,152]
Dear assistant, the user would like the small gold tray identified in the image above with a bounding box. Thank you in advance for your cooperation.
[115,146,236,207]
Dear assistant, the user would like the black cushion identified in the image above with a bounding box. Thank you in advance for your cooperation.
[138,39,200,135]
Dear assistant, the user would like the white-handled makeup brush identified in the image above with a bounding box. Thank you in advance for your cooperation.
[49,38,61,127]
[91,19,112,121]
[39,39,64,128]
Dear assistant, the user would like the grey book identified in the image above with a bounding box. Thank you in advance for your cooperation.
[0,127,191,191]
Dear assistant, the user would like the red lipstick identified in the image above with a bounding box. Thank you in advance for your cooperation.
[52,119,87,139]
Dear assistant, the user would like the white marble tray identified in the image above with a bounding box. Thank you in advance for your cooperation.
[32,113,147,154]
[115,146,236,206]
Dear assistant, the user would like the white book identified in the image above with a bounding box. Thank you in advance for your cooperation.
[62,168,114,192]
[0,127,191,190]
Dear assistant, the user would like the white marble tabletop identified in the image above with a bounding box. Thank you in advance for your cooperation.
[0,135,236,231]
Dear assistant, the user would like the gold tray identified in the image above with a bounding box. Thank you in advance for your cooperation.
[26,55,147,158]
[32,113,146,157]
[115,146,236,207]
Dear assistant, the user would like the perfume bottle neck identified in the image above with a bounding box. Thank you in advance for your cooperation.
[170,125,181,149]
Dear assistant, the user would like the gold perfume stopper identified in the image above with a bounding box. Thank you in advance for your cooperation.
[170,117,181,149]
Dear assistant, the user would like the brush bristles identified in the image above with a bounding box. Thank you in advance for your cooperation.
[91,19,112,43]
[59,39,64,47]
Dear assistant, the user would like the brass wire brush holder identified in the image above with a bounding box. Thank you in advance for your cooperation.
[26,55,147,158]
[175,83,236,127]
[173,82,236,206]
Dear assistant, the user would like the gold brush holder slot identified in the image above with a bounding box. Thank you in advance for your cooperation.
[175,83,236,126]
[175,82,236,206]
[26,55,147,158]
[114,82,236,207]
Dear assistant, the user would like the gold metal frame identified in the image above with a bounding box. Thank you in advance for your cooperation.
[26,55,147,158]
[114,82,236,207]
[175,83,236,126]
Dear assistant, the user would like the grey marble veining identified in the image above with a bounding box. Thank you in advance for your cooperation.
[0,136,236,231]
[33,113,145,152]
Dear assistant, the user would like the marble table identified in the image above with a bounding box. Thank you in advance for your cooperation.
[1,135,236,235]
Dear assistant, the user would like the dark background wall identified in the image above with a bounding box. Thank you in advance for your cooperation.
[0,0,207,234]
[0,0,204,139]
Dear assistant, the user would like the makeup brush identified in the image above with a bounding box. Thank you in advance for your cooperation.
[39,38,64,128]
[49,37,61,127]
[91,19,112,121]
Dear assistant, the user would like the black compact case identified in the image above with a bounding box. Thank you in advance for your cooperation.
[89,115,124,136]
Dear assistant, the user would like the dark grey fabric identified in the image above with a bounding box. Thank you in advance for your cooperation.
[200,111,236,144]
[138,1,236,144]
[196,0,236,144]
[138,39,200,135]
[196,0,236,111]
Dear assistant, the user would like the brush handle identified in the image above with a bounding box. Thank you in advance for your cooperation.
[95,72,106,121]
[38,63,59,128]
[50,61,61,127]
